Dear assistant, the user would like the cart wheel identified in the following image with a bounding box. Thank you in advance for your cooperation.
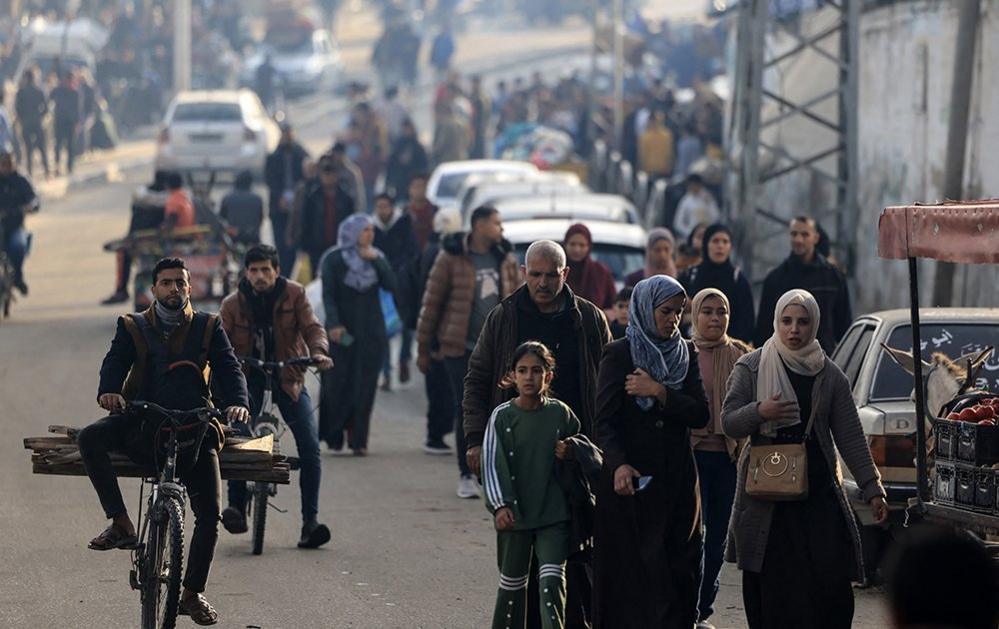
[250,483,268,556]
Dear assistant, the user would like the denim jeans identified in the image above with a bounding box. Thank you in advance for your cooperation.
[695,449,737,621]
[4,227,28,280]
[228,371,321,520]
[78,413,221,593]
[443,352,471,477]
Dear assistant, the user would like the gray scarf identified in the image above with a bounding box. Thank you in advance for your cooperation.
[154,300,187,335]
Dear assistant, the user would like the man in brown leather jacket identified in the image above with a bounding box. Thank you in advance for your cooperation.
[218,244,334,548]
[416,206,520,498]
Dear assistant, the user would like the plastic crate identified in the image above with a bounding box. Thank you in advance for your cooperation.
[956,422,999,466]
[974,467,998,513]
[934,461,956,505]
[934,418,959,461]
[955,464,977,511]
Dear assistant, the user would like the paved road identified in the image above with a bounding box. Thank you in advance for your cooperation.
[0,10,891,629]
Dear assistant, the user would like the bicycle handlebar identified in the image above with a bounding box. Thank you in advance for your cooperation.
[237,356,322,371]
[128,401,225,425]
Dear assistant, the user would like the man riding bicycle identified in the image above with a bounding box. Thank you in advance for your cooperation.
[219,244,334,548]
[0,150,37,296]
[78,257,250,626]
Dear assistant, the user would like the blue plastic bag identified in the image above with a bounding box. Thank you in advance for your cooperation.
[380,289,401,338]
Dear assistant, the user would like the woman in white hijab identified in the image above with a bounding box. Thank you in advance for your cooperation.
[720,289,887,629]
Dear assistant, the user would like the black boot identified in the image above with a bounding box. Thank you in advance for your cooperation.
[297,519,330,549]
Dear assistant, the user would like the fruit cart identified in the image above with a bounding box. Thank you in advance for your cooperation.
[878,201,999,536]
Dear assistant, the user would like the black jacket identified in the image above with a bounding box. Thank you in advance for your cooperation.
[298,182,355,256]
[98,307,249,411]
[264,142,310,209]
[555,434,603,561]
[0,172,36,234]
[373,212,419,274]
[753,254,852,353]
[385,136,429,199]
[15,83,47,127]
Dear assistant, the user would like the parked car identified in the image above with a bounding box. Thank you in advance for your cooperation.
[154,90,280,178]
[830,308,999,575]
[240,29,343,96]
[491,193,640,225]
[458,172,585,217]
[502,218,647,285]
[427,160,538,210]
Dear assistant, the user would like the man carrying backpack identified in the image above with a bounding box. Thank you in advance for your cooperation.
[77,257,250,626]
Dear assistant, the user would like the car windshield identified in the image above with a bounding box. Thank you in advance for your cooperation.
[436,173,471,199]
[513,243,644,282]
[172,102,242,122]
[870,323,999,400]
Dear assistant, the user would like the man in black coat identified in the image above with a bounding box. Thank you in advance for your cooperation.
[265,123,310,273]
[373,192,419,389]
[14,69,49,178]
[295,156,355,273]
[753,215,852,353]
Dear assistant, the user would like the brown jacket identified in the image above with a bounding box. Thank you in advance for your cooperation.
[416,232,521,360]
[220,279,329,401]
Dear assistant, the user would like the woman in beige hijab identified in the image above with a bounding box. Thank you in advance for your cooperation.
[721,289,887,629]
[689,288,750,628]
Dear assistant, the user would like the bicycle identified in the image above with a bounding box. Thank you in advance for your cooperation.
[237,355,320,555]
[125,401,224,629]
[0,251,13,322]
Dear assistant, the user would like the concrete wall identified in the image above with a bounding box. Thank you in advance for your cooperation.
[855,0,998,312]
[745,0,999,313]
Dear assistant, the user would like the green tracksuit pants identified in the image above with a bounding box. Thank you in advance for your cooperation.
[492,522,569,629]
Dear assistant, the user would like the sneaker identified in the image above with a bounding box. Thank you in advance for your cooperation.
[221,506,248,534]
[399,362,411,384]
[13,278,28,296]
[101,289,129,305]
[456,474,479,499]
[297,520,331,549]
[423,440,452,455]
[380,375,392,392]
[695,621,716,629]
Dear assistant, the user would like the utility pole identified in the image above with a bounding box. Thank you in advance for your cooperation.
[932,0,980,306]
[173,0,192,92]
[612,0,624,150]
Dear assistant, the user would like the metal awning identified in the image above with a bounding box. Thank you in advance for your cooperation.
[878,201,999,263]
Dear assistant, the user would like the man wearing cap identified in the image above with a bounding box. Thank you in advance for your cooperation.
[265,123,310,273]
[293,155,356,273]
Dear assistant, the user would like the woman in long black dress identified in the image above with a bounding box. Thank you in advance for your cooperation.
[319,214,397,455]
[592,275,710,628]
[721,289,887,628]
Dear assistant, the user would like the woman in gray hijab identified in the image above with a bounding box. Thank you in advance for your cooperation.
[319,214,397,455]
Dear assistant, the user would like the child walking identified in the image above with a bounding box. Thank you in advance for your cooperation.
[482,341,581,629]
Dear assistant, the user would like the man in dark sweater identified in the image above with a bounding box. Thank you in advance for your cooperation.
[373,192,419,389]
[754,216,852,353]
[14,69,49,178]
[49,70,82,175]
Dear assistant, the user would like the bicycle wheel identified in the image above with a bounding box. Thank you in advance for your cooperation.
[250,483,268,556]
[140,498,185,629]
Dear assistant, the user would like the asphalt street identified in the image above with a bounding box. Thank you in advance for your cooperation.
[0,8,891,629]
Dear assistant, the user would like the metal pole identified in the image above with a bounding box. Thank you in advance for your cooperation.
[932,0,980,306]
[909,256,929,503]
[837,0,860,276]
[586,0,599,153]
[173,0,192,92]
[612,0,624,151]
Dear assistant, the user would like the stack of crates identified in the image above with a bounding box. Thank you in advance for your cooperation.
[933,417,999,514]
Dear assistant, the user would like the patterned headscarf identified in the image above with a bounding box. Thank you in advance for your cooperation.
[336,214,381,292]
[626,275,690,410]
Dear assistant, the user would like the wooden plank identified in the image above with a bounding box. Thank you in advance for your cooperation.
[225,434,273,454]
[47,425,80,439]
[32,463,290,484]
[23,436,74,450]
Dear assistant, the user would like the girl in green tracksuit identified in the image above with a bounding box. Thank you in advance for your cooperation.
[482,341,581,629]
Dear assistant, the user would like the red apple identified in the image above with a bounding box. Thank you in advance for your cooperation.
[948,412,961,420]
[979,406,996,420]
[978,418,996,426]
[959,408,979,422]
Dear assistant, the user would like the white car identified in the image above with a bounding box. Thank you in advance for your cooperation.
[427,160,539,211]
[154,90,280,178]
[241,29,343,96]
[502,218,647,285]
[491,193,641,225]
[457,171,584,217]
